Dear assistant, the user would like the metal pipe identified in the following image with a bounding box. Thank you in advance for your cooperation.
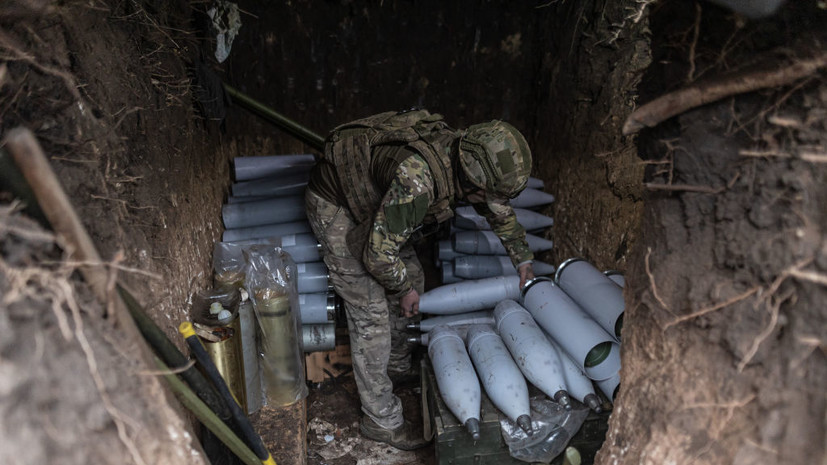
[296,261,330,294]
[302,323,336,352]
[510,188,556,209]
[493,301,571,409]
[452,230,554,255]
[298,292,337,324]
[454,206,554,231]
[222,194,306,229]
[231,170,310,197]
[453,255,556,279]
[555,258,624,340]
[223,83,325,151]
[419,275,521,315]
[408,310,494,332]
[222,220,312,242]
[428,326,482,440]
[545,334,602,412]
[466,325,533,433]
[521,278,621,381]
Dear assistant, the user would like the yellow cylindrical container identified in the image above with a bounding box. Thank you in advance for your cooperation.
[200,316,247,413]
[257,293,307,406]
[192,288,247,413]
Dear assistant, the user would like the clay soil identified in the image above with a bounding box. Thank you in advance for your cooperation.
[2,1,826,465]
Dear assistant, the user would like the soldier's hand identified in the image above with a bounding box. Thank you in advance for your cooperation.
[399,288,420,317]
[518,263,535,289]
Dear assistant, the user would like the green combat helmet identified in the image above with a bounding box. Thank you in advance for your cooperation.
[458,121,532,199]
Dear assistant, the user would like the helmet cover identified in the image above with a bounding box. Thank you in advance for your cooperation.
[458,121,532,199]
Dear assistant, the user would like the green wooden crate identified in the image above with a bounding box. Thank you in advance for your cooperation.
[421,359,610,465]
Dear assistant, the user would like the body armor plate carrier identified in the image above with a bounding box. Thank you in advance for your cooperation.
[321,109,457,228]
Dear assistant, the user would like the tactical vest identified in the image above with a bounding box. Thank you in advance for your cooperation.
[320,110,457,227]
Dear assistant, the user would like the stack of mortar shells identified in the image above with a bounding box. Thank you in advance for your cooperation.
[413,257,626,428]
[221,155,338,356]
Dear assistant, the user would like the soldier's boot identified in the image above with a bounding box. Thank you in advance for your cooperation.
[359,416,430,450]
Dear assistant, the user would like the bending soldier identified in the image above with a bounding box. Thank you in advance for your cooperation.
[305,109,536,450]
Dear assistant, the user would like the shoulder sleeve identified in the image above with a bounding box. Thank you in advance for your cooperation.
[472,197,534,266]
[363,154,435,293]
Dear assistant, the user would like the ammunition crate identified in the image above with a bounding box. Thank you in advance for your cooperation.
[421,359,610,465]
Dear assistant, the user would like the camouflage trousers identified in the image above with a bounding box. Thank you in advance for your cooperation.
[305,189,423,429]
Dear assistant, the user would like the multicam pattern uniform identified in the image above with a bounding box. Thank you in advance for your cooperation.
[306,152,532,428]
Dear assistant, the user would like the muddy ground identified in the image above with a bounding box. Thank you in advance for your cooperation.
[1,0,826,464]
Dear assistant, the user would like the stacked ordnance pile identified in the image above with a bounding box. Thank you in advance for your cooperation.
[414,258,625,443]
[436,177,557,284]
[220,154,339,353]
[192,154,345,415]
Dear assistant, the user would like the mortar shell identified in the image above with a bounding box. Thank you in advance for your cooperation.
[556,258,624,340]
[419,275,521,315]
[521,278,621,380]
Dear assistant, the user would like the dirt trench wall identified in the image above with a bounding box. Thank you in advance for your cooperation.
[532,0,649,270]
[1,2,239,464]
[1,1,231,349]
[599,1,827,464]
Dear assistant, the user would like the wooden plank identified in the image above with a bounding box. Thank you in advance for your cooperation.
[305,343,353,383]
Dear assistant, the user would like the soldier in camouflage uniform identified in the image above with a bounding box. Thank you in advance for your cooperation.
[305,109,535,450]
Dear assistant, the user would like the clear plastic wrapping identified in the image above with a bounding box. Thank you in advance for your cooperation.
[499,396,589,463]
[243,244,308,406]
[212,238,282,289]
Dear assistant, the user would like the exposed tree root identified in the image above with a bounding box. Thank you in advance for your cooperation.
[645,247,673,315]
[664,286,760,329]
[623,48,827,135]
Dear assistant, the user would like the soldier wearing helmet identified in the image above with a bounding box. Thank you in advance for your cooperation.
[305,109,535,450]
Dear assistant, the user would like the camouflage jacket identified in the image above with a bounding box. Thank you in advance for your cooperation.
[363,152,533,296]
[309,110,533,295]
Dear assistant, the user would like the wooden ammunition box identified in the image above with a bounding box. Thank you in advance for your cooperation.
[421,359,610,465]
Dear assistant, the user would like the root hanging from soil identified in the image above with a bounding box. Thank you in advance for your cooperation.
[0,29,82,101]
[0,245,148,465]
[645,247,673,315]
[623,48,827,134]
[664,286,760,329]
[58,278,149,465]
